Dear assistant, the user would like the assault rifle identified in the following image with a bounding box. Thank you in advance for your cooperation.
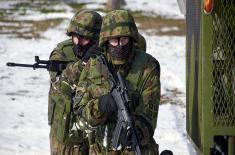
[6,56,70,72]
[97,54,141,155]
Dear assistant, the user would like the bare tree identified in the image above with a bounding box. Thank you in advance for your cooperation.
[106,0,126,10]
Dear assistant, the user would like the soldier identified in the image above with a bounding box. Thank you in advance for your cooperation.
[73,10,160,155]
[48,10,102,155]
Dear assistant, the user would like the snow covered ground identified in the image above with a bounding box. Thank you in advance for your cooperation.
[146,35,195,154]
[0,20,70,155]
[0,0,196,155]
[81,0,184,19]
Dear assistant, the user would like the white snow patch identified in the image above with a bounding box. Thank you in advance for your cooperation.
[0,0,28,9]
[0,19,69,154]
[161,26,179,32]
[75,0,184,19]
[141,32,196,154]
[124,0,185,19]
[155,104,196,154]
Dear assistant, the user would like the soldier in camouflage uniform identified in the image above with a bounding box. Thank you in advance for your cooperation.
[48,10,102,155]
[73,10,160,155]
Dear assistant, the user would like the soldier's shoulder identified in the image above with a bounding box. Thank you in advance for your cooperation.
[49,39,74,60]
[56,39,73,51]
[135,50,160,66]
[134,50,160,75]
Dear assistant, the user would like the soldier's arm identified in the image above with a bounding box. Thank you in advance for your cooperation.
[73,60,107,131]
[49,48,68,82]
[49,48,83,95]
[134,58,160,146]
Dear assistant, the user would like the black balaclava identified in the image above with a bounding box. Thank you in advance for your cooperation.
[73,40,95,59]
[107,38,133,64]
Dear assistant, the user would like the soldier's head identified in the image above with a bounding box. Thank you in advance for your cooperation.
[67,10,102,58]
[99,10,139,65]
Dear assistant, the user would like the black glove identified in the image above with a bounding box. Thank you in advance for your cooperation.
[98,93,117,116]
[48,60,68,72]
[82,45,102,63]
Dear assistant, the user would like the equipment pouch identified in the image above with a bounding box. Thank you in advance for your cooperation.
[48,98,56,125]
[48,88,57,125]
[55,95,71,143]
[64,118,87,145]
[50,91,87,145]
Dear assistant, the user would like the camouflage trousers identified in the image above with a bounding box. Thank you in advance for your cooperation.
[50,128,89,155]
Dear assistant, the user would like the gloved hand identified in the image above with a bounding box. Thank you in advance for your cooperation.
[48,60,68,73]
[82,44,102,63]
[98,93,117,116]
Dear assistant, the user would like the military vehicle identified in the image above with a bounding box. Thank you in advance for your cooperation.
[178,0,235,154]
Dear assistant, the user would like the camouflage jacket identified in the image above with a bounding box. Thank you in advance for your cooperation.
[49,39,84,92]
[48,39,86,144]
[74,49,160,154]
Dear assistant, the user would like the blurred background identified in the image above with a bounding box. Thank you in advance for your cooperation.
[0,0,195,154]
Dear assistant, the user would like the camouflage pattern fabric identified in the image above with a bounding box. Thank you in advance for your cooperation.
[48,39,87,154]
[74,10,160,155]
[74,51,160,155]
[50,127,89,155]
[48,10,102,155]
[136,33,146,51]
[99,10,139,47]
[67,9,102,41]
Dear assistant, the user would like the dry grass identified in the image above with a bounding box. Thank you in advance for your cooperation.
[84,8,186,36]
[0,0,66,39]
[68,3,87,11]
[0,1,185,39]
[132,11,186,36]
[0,18,63,39]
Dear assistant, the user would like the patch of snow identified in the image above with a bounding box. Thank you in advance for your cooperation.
[16,12,75,21]
[124,0,185,19]
[0,22,20,27]
[160,26,179,32]
[15,3,74,21]
[142,32,195,154]
[85,3,105,10]
[155,104,196,154]
[75,0,184,19]
[0,18,69,155]
[0,0,28,9]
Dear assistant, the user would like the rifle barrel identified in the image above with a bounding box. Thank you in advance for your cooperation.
[6,62,34,67]
[6,62,48,69]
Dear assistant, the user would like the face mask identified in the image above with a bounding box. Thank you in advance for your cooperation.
[73,41,94,59]
[108,39,133,62]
